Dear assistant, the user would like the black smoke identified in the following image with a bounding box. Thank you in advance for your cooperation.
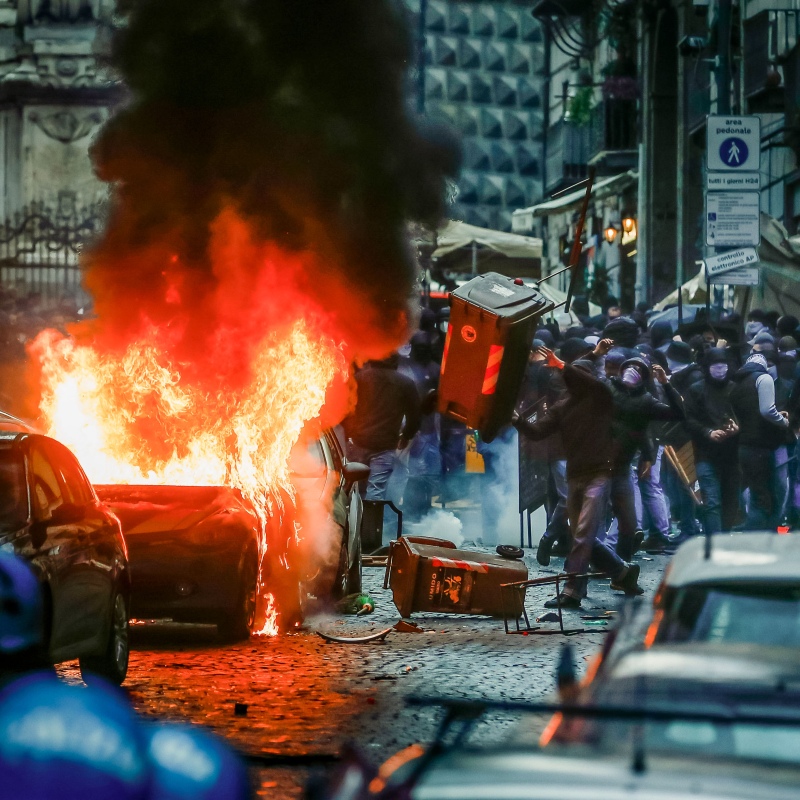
[88,0,461,351]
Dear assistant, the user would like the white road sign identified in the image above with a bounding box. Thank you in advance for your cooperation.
[704,247,759,278]
[706,192,760,247]
[707,115,761,172]
[706,172,760,191]
[708,266,760,286]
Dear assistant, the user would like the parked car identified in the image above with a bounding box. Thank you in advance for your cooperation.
[542,643,800,764]
[315,694,800,800]
[0,430,131,685]
[590,532,800,683]
[95,429,368,639]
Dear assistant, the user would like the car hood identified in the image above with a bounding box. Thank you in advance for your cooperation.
[95,485,248,535]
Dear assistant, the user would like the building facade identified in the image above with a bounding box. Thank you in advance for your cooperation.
[405,0,545,233]
[514,0,799,310]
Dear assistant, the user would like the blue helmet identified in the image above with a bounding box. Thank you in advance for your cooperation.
[145,722,250,800]
[0,553,44,655]
[0,673,150,800]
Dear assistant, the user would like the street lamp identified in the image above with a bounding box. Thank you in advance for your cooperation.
[622,216,636,234]
[604,225,618,244]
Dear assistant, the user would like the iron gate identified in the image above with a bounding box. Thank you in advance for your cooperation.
[0,197,105,308]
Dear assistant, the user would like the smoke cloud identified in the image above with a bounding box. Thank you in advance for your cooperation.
[86,0,461,371]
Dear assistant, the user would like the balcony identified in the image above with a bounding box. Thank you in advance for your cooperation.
[743,11,788,113]
[544,117,589,194]
[588,99,638,172]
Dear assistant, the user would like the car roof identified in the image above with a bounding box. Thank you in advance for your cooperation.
[412,747,800,799]
[665,533,800,587]
[605,643,800,688]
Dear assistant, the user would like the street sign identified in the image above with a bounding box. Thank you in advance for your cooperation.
[706,192,760,247]
[706,172,760,191]
[707,115,761,172]
[707,266,760,286]
[704,247,759,278]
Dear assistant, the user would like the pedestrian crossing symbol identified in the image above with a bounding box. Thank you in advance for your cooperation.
[719,137,748,168]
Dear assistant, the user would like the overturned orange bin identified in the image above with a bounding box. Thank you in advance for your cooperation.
[438,272,551,442]
[385,537,527,618]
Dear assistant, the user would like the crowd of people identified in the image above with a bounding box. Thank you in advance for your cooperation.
[342,293,799,605]
[512,299,799,607]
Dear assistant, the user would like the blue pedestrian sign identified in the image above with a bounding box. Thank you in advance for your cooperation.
[719,137,748,167]
[707,116,760,172]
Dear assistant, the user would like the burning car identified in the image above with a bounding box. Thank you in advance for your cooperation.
[95,429,367,639]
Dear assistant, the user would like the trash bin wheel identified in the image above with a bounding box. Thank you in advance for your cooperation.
[496,545,524,560]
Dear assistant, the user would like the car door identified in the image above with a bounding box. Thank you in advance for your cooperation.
[325,431,361,568]
[28,440,93,659]
[45,439,117,654]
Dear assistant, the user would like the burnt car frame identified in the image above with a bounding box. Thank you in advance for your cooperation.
[0,430,131,684]
[95,429,368,639]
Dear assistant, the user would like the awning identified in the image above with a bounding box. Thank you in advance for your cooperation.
[654,212,800,313]
[511,170,638,232]
[432,220,542,260]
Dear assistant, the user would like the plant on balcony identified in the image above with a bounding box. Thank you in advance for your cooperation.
[566,85,595,127]
[601,57,638,101]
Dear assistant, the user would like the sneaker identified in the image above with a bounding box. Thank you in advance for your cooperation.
[610,563,644,596]
[641,535,669,553]
[551,538,572,557]
[633,529,645,554]
[536,536,554,567]
[667,532,694,548]
[543,593,582,609]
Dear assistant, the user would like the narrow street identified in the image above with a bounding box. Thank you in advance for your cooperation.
[59,552,667,798]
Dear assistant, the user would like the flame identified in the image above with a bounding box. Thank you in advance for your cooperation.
[32,312,347,636]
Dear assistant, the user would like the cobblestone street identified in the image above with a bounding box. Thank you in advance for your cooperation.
[60,549,667,798]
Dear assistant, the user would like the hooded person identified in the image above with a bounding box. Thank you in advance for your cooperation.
[777,315,799,339]
[684,348,741,534]
[343,352,421,527]
[512,339,643,608]
[518,339,571,565]
[745,310,769,344]
[606,355,686,559]
[729,353,791,530]
[602,316,640,349]
[778,336,798,382]
[649,320,674,353]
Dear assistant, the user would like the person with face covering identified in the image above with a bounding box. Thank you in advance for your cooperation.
[729,353,791,530]
[606,356,685,560]
[512,339,644,608]
[684,348,740,534]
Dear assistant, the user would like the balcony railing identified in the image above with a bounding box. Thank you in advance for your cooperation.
[588,99,637,164]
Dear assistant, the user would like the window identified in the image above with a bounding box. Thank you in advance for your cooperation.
[288,439,327,478]
[656,585,800,649]
[0,449,27,527]
[47,441,93,506]
[30,445,64,520]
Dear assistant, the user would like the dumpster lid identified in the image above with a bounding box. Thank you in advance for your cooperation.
[452,272,549,317]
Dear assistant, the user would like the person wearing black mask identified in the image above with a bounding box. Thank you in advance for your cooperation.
[684,348,740,534]
[730,353,791,529]
[606,356,685,560]
[513,340,644,608]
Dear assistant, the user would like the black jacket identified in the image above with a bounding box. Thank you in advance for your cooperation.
[345,364,421,452]
[608,379,685,474]
[514,362,613,481]
[684,377,739,462]
[730,362,789,450]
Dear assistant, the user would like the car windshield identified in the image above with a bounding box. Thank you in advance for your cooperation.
[0,449,27,528]
[544,716,800,768]
[656,585,800,649]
